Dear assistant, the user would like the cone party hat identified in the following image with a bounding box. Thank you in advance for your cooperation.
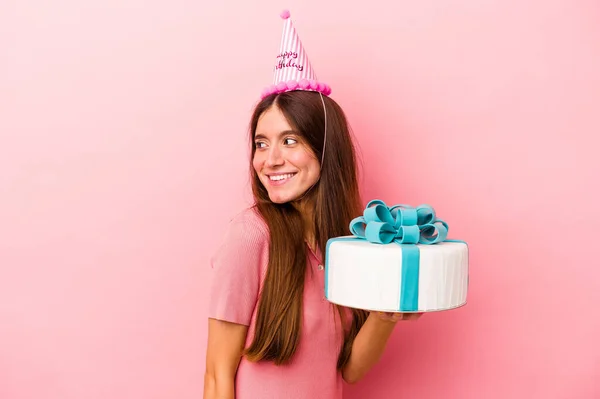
[261,10,331,99]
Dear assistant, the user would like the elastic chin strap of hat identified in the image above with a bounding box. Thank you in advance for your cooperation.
[293,92,327,204]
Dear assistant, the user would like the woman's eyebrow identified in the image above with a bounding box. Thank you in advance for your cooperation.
[254,130,297,140]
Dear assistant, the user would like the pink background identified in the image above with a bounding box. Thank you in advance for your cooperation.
[2,0,599,398]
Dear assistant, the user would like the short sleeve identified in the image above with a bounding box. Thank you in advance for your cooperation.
[207,211,269,326]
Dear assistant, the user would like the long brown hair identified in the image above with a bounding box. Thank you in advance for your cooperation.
[244,90,369,368]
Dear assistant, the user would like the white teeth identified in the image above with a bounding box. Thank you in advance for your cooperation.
[269,173,295,181]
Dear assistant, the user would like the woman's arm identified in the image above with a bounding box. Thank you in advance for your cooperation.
[203,318,249,399]
[341,312,421,384]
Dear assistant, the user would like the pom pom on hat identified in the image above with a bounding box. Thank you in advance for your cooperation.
[287,80,299,90]
[280,9,291,19]
[299,79,310,89]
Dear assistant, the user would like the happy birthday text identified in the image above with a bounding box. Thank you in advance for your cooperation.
[275,51,304,72]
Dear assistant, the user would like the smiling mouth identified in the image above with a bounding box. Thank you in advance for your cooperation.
[268,173,297,182]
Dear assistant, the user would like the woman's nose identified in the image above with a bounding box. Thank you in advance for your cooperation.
[265,146,284,167]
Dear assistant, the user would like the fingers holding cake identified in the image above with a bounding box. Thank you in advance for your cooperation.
[376,311,423,322]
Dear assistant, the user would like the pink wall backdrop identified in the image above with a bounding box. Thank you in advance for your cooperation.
[2,0,599,398]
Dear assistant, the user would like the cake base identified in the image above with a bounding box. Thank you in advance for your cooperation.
[325,297,467,314]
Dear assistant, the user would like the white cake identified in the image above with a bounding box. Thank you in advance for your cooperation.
[324,200,469,313]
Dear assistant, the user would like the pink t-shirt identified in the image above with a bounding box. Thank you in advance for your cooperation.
[208,207,346,399]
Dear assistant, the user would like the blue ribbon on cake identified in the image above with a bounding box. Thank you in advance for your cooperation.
[349,200,449,245]
[348,200,450,312]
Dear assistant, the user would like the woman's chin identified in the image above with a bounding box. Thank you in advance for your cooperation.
[267,190,303,204]
[268,194,294,204]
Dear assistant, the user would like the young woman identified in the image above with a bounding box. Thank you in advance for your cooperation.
[203,90,422,399]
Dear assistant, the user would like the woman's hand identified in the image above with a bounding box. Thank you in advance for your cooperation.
[341,311,423,384]
[376,311,423,323]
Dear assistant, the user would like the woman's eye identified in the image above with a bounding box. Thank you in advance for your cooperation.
[255,141,266,148]
[284,138,297,145]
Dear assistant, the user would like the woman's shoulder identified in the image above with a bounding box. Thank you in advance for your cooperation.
[210,206,270,272]
[223,205,269,243]
[208,206,270,324]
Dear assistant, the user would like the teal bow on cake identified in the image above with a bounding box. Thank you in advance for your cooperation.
[349,200,449,245]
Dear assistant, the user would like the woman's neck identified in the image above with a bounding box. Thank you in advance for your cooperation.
[293,199,317,251]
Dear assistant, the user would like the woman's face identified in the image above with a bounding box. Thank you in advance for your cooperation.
[253,105,320,204]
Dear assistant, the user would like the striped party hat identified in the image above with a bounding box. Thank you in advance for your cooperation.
[261,10,331,99]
